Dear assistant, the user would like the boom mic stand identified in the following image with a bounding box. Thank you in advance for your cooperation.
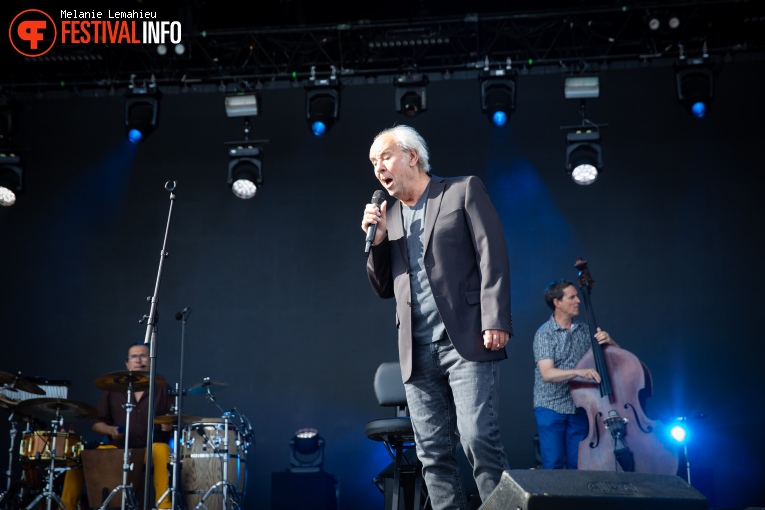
[141,181,177,510]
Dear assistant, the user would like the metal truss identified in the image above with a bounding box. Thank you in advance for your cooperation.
[2,0,763,94]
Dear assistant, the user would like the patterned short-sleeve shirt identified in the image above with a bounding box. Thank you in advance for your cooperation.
[533,314,592,414]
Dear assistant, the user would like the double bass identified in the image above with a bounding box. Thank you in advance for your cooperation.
[570,257,679,474]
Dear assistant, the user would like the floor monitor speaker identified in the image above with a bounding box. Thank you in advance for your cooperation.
[478,469,708,510]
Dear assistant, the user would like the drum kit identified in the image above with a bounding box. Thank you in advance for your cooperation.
[1,370,252,510]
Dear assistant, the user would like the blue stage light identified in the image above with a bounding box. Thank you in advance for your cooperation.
[124,88,160,142]
[492,111,508,127]
[311,121,327,137]
[669,419,689,444]
[127,128,143,143]
[305,80,340,137]
[676,65,713,119]
[480,72,516,127]
[691,101,707,118]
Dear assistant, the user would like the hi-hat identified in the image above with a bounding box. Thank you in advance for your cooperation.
[16,398,97,422]
[0,370,45,395]
[94,371,166,392]
[154,414,204,425]
[187,378,228,395]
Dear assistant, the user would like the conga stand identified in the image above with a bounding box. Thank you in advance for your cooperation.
[99,383,138,510]
[154,384,183,510]
[192,387,240,510]
[194,410,239,510]
[24,415,65,510]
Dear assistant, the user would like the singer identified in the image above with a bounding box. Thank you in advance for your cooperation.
[361,125,513,509]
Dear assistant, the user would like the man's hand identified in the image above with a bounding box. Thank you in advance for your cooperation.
[361,200,388,246]
[483,329,509,351]
[594,327,617,346]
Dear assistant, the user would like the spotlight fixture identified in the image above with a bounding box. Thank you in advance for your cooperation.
[565,129,603,186]
[289,428,325,472]
[225,93,260,118]
[0,152,23,207]
[305,70,341,137]
[125,76,160,143]
[562,78,606,185]
[225,118,267,200]
[564,76,600,100]
[675,63,714,118]
[668,418,689,445]
[394,74,428,117]
[480,69,517,127]
[226,143,264,200]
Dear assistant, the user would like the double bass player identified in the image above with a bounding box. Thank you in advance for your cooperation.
[532,278,618,470]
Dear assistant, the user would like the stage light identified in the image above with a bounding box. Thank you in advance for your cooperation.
[669,417,689,444]
[480,70,517,126]
[0,152,23,207]
[125,79,160,143]
[564,76,600,100]
[565,129,603,185]
[394,74,428,117]
[289,428,324,472]
[227,144,263,200]
[676,64,714,118]
[305,76,341,137]
[225,93,259,118]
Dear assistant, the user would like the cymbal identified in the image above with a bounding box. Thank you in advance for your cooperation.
[16,398,97,422]
[94,371,166,392]
[154,414,204,425]
[186,379,228,395]
[0,370,45,395]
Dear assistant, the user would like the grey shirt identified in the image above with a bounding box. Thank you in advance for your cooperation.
[402,182,446,344]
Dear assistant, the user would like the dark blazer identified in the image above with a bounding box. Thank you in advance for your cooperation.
[367,174,513,383]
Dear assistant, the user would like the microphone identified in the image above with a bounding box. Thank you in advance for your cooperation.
[364,190,386,255]
[175,307,191,320]
[196,426,208,449]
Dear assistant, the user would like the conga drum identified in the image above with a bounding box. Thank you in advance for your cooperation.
[81,448,146,509]
[180,418,246,510]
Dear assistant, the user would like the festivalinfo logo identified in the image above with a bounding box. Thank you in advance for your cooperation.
[9,8,183,57]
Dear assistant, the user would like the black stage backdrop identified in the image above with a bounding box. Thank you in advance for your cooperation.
[2,61,764,509]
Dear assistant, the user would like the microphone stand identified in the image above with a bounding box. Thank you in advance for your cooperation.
[156,306,191,510]
[142,181,177,510]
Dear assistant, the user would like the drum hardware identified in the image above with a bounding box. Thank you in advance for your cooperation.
[186,379,228,396]
[16,398,95,510]
[0,371,46,397]
[0,410,22,506]
[181,381,251,510]
[91,373,144,510]
[93,371,166,393]
[181,414,242,510]
[154,384,194,510]
[154,414,203,426]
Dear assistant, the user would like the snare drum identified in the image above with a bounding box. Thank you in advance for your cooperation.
[180,419,247,510]
[19,430,83,467]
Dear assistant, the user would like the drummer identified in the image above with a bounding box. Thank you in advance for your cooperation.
[61,342,173,510]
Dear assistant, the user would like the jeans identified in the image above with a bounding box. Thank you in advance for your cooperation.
[534,406,589,469]
[404,337,508,510]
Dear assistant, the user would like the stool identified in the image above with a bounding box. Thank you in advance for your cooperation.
[82,448,145,509]
[364,361,425,510]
